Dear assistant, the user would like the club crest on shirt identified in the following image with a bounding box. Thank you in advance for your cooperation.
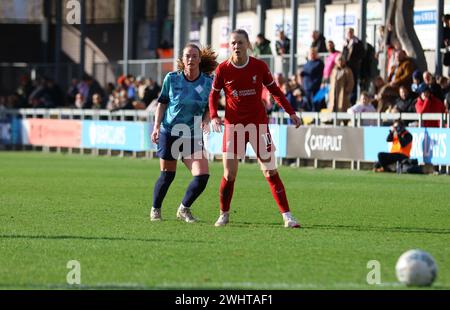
[252,75,257,84]
[195,85,203,94]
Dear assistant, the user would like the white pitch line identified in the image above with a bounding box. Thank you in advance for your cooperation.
[156,281,404,289]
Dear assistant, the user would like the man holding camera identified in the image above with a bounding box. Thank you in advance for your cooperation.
[374,119,413,172]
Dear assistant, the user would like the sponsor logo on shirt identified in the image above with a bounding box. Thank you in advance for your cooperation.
[230,89,257,98]
[238,89,257,97]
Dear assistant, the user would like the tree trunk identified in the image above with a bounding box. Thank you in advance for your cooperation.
[382,0,427,77]
[395,0,427,72]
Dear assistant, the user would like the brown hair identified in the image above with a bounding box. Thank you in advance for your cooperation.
[177,44,218,75]
[231,29,250,43]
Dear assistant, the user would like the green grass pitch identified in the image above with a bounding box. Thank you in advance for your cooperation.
[0,152,449,289]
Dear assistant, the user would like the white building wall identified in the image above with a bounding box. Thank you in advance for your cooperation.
[206,0,450,74]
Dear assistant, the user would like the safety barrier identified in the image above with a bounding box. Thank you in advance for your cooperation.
[1,109,449,172]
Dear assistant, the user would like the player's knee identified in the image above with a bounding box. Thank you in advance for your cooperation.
[193,174,209,190]
[223,171,237,182]
[263,169,278,178]
[159,170,176,183]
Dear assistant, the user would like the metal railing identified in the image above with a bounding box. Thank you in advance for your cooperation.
[2,109,449,173]
[3,108,449,129]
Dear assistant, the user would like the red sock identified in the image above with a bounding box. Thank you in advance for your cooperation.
[266,173,290,213]
[219,177,235,212]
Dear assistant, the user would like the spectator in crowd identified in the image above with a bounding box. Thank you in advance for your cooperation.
[15,75,34,107]
[360,41,378,92]
[67,78,79,106]
[74,93,85,109]
[347,91,376,126]
[85,75,105,109]
[281,82,298,113]
[105,82,116,98]
[387,50,416,89]
[125,75,136,101]
[311,31,327,53]
[117,75,127,89]
[91,93,103,109]
[265,73,285,113]
[275,31,290,56]
[136,76,147,101]
[253,33,272,57]
[386,39,402,73]
[288,71,308,111]
[393,86,417,114]
[28,77,64,108]
[77,77,89,106]
[378,50,416,112]
[300,47,324,111]
[28,78,44,107]
[367,76,385,110]
[143,78,161,107]
[415,84,447,128]
[375,24,393,74]
[292,87,308,111]
[437,76,449,95]
[45,77,65,107]
[323,41,339,83]
[411,70,423,94]
[423,71,444,101]
[342,27,365,105]
[373,119,413,173]
[328,54,354,113]
[442,14,450,48]
[107,88,130,111]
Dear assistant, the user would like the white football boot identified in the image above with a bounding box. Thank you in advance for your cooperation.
[150,207,162,221]
[176,206,197,223]
[283,212,301,228]
[214,211,229,227]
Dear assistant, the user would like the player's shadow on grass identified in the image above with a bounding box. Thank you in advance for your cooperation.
[308,224,450,235]
[0,234,212,244]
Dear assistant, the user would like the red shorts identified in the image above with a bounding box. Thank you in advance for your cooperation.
[222,123,276,168]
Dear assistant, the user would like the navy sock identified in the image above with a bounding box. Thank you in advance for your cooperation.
[152,171,176,209]
[181,174,209,208]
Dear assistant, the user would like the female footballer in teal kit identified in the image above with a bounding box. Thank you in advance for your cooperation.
[150,44,218,222]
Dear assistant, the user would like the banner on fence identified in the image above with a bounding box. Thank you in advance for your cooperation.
[82,121,154,152]
[286,127,364,160]
[364,127,450,165]
[21,119,82,148]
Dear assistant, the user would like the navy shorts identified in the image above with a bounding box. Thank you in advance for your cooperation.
[157,130,204,161]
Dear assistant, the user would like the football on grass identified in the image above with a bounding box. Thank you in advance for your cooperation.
[395,249,437,287]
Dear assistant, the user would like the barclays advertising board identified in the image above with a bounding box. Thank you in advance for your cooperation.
[364,127,450,165]
[82,121,155,151]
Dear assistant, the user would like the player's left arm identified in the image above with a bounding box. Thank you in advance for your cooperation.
[262,63,301,128]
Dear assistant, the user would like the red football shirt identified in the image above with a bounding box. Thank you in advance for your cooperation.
[211,57,277,125]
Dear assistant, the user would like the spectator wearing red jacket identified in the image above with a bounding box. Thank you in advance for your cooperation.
[415,85,447,127]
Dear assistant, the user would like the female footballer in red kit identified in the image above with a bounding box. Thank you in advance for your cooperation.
[209,29,302,228]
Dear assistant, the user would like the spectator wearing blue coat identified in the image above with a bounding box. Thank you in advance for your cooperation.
[300,47,324,111]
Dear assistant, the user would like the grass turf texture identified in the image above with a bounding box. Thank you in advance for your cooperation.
[0,151,449,290]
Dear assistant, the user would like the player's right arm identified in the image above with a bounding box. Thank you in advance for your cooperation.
[151,74,170,143]
[151,103,168,143]
[209,65,224,133]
